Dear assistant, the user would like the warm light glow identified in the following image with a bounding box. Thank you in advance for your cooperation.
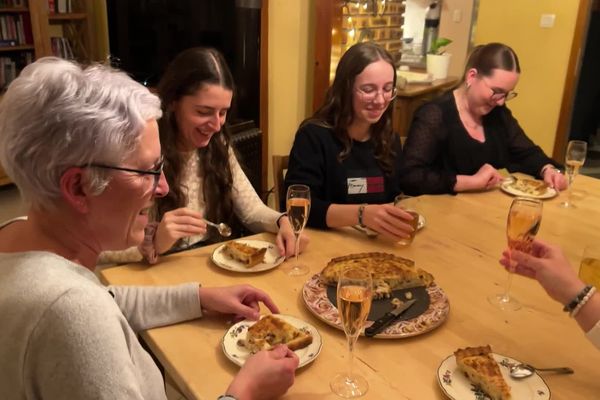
[349,29,356,38]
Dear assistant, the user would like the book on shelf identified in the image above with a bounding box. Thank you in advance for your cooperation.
[0,39,17,47]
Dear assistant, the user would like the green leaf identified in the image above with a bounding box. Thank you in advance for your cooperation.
[430,38,453,55]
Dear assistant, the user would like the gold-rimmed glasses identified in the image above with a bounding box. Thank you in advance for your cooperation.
[354,85,397,103]
[479,77,518,101]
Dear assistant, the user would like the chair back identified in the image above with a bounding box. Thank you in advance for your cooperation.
[272,155,289,212]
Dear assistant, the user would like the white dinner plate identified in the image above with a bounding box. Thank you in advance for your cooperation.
[437,352,550,400]
[500,179,558,199]
[211,239,284,272]
[222,314,322,368]
[352,214,426,238]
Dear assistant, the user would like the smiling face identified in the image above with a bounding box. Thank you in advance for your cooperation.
[465,68,519,116]
[87,119,168,250]
[172,84,233,151]
[351,59,395,127]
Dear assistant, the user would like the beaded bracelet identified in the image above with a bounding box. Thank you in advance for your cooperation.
[563,285,594,314]
[571,286,597,318]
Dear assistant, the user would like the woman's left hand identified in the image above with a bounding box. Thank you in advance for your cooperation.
[543,167,568,191]
[276,216,310,258]
[198,285,279,321]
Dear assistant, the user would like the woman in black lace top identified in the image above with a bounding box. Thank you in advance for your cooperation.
[400,42,567,195]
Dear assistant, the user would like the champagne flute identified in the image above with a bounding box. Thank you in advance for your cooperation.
[488,197,543,311]
[560,140,587,208]
[284,184,311,276]
[330,266,373,398]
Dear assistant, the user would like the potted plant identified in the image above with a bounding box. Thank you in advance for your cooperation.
[426,37,453,80]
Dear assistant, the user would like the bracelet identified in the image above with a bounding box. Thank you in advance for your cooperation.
[276,213,288,228]
[138,221,159,264]
[358,203,368,228]
[217,395,238,400]
[563,285,594,313]
[541,164,560,177]
[571,286,597,318]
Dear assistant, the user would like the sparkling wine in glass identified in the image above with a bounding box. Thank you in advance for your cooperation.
[488,197,542,311]
[560,140,587,208]
[284,184,311,276]
[331,266,373,398]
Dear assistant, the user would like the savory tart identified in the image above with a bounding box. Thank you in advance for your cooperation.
[321,252,434,299]
[223,241,267,268]
[454,345,511,400]
[237,315,313,353]
[506,177,549,196]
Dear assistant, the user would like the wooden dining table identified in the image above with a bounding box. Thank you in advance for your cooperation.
[99,175,600,399]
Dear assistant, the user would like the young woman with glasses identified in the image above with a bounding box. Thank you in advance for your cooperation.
[284,42,415,241]
[400,42,567,195]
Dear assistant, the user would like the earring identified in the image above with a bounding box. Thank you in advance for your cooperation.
[466,82,471,89]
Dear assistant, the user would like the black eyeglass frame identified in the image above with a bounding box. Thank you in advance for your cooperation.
[82,158,164,193]
[479,76,518,102]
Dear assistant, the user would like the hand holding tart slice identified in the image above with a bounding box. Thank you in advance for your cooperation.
[237,315,313,353]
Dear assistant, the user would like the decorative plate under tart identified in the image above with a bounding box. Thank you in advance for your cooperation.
[302,272,449,338]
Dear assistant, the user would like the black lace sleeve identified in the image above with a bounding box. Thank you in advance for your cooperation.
[399,103,457,195]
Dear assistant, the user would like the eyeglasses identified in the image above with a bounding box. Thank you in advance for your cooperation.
[84,157,164,194]
[480,78,518,102]
[354,86,397,103]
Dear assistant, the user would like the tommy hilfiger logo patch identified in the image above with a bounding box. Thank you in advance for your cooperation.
[347,176,384,195]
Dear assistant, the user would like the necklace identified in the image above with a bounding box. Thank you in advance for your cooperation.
[455,90,482,131]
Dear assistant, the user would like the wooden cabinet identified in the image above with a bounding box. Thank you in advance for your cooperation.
[393,77,459,138]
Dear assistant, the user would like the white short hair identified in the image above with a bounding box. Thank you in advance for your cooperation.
[0,57,162,209]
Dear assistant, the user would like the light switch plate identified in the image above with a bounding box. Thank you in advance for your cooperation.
[540,14,556,28]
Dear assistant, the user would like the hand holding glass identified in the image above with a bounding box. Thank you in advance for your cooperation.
[489,197,543,310]
[330,266,373,398]
[284,184,311,276]
[560,140,587,208]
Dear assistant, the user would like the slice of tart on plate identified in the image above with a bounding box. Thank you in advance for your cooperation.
[454,345,512,400]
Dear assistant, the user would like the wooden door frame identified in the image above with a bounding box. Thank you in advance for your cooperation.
[312,0,344,112]
[552,0,593,161]
[260,0,269,195]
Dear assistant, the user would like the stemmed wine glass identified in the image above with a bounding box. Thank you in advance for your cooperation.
[488,197,543,311]
[284,184,311,276]
[330,266,373,398]
[560,140,587,208]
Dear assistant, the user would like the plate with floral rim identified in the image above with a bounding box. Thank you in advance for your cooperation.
[437,352,550,400]
[211,239,284,273]
[302,272,449,339]
[222,314,322,368]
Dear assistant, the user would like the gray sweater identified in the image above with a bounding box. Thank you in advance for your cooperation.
[0,251,203,399]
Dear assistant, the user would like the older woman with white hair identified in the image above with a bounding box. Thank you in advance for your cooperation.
[0,57,297,399]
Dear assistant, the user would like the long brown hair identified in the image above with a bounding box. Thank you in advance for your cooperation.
[156,47,239,243]
[302,42,397,175]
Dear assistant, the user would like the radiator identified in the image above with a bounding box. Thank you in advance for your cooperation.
[229,120,263,196]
